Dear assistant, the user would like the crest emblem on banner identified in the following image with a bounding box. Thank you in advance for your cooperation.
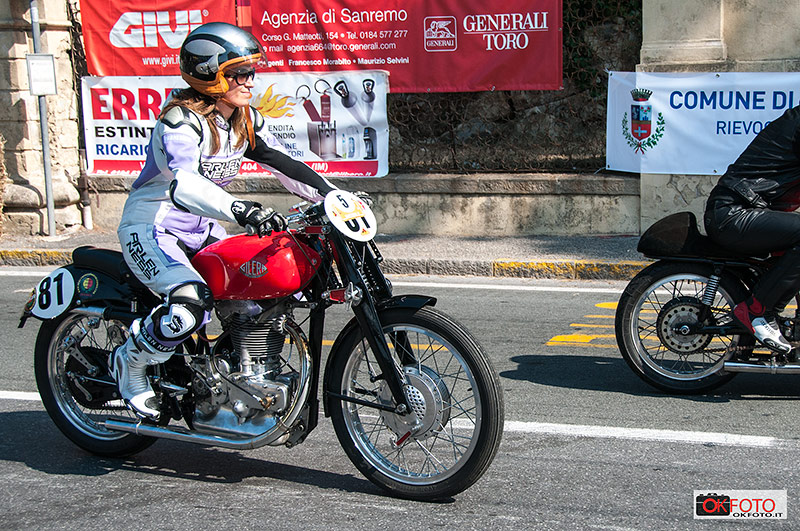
[622,88,665,153]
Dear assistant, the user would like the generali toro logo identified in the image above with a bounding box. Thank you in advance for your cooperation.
[109,10,205,49]
[424,16,457,52]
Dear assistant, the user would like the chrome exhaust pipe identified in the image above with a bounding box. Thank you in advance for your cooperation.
[101,419,276,450]
[724,361,800,374]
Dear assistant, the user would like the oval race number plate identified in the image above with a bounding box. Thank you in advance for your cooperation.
[324,191,378,242]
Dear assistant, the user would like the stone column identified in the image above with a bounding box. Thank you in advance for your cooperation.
[637,0,800,233]
[637,0,727,233]
[0,0,81,235]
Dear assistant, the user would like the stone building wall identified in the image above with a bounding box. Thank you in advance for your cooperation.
[0,0,82,235]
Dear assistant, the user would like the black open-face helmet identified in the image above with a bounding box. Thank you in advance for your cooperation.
[179,22,264,98]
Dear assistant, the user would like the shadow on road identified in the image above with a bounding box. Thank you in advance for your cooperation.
[0,409,388,496]
[500,352,800,401]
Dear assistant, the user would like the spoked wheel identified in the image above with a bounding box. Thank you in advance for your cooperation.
[615,261,754,393]
[328,307,504,500]
[34,310,156,456]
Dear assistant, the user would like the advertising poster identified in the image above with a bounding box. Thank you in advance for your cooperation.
[81,70,388,177]
[607,71,800,175]
[246,0,562,92]
[80,0,236,76]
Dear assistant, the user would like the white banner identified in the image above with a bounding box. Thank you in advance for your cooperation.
[81,70,389,177]
[606,71,800,175]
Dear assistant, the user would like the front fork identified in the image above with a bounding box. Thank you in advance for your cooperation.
[331,232,413,416]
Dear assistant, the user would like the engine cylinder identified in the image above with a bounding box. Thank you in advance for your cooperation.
[230,315,285,376]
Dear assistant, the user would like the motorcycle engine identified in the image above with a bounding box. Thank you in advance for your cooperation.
[189,300,302,438]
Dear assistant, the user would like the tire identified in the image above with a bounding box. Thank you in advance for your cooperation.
[34,310,156,456]
[615,261,753,393]
[328,307,504,500]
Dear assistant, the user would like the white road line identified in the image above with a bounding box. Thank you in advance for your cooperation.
[500,421,786,448]
[1,391,40,401]
[391,280,623,294]
[1,271,623,293]
[0,271,50,277]
[0,391,787,448]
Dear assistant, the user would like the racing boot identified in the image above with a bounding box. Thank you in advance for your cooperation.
[108,320,174,418]
[733,296,792,354]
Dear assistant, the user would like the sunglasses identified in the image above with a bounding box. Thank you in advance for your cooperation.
[225,70,255,86]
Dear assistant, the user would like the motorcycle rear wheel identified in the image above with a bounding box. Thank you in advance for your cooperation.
[34,310,156,456]
[615,261,753,393]
[329,307,504,500]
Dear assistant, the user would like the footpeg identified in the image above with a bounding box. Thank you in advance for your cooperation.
[159,380,188,397]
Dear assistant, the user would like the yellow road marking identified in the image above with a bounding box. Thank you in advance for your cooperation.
[549,333,615,343]
[545,342,619,348]
[595,302,618,310]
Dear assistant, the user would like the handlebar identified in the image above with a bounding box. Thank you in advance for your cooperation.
[285,200,325,227]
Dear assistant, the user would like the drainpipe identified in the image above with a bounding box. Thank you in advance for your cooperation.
[29,0,57,236]
[78,159,93,230]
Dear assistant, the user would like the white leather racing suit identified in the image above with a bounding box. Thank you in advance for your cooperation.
[118,99,336,353]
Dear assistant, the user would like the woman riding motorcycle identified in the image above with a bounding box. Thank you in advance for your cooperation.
[704,105,800,354]
[110,22,342,417]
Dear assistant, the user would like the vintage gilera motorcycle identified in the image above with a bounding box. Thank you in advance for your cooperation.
[20,191,504,500]
[615,211,800,393]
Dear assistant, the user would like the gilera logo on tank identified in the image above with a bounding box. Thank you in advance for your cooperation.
[240,260,268,279]
[109,10,205,49]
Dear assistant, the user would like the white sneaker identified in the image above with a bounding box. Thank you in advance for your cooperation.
[108,343,159,418]
[751,317,792,354]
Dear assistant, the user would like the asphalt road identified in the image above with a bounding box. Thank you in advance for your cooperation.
[1,269,798,529]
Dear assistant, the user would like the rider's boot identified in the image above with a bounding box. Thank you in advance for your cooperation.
[108,320,174,418]
[733,296,792,354]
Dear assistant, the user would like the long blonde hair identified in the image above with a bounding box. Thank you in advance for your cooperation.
[160,88,248,154]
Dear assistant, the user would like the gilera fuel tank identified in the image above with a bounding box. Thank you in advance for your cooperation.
[191,233,321,300]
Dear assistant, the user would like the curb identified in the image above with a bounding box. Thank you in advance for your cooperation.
[0,249,650,280]
[0,250,73,267]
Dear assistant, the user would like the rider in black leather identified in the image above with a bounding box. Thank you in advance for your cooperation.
[704,105,800,353]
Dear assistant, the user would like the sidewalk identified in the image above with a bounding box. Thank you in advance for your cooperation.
[0,226,650,280]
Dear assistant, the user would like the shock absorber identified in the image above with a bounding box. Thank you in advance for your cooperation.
[701,274,721,306]
[697,267,724,325]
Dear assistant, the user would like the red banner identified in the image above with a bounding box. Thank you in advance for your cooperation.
[246,0,562,93]
[81,0,236,76]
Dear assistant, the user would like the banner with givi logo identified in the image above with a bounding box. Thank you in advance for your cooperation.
[81,0,235,76]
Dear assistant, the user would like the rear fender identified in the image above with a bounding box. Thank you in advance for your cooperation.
[19,264,148,327]
[321,294,436,417]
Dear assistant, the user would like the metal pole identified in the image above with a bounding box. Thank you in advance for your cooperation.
[29,0,56,236]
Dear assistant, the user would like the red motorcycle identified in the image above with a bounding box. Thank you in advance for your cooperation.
[20,191,504,500]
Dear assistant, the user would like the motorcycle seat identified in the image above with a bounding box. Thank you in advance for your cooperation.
[72,246,151,293]
[637,211,767,260]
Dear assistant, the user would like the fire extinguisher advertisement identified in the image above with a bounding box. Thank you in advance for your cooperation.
[80,0,236,76]
[80,70,388,177]
[247,0,562,93]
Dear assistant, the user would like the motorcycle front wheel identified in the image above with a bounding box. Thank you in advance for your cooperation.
[615,261,753,393]
[328,307,504,500]
[34,310,156,456]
